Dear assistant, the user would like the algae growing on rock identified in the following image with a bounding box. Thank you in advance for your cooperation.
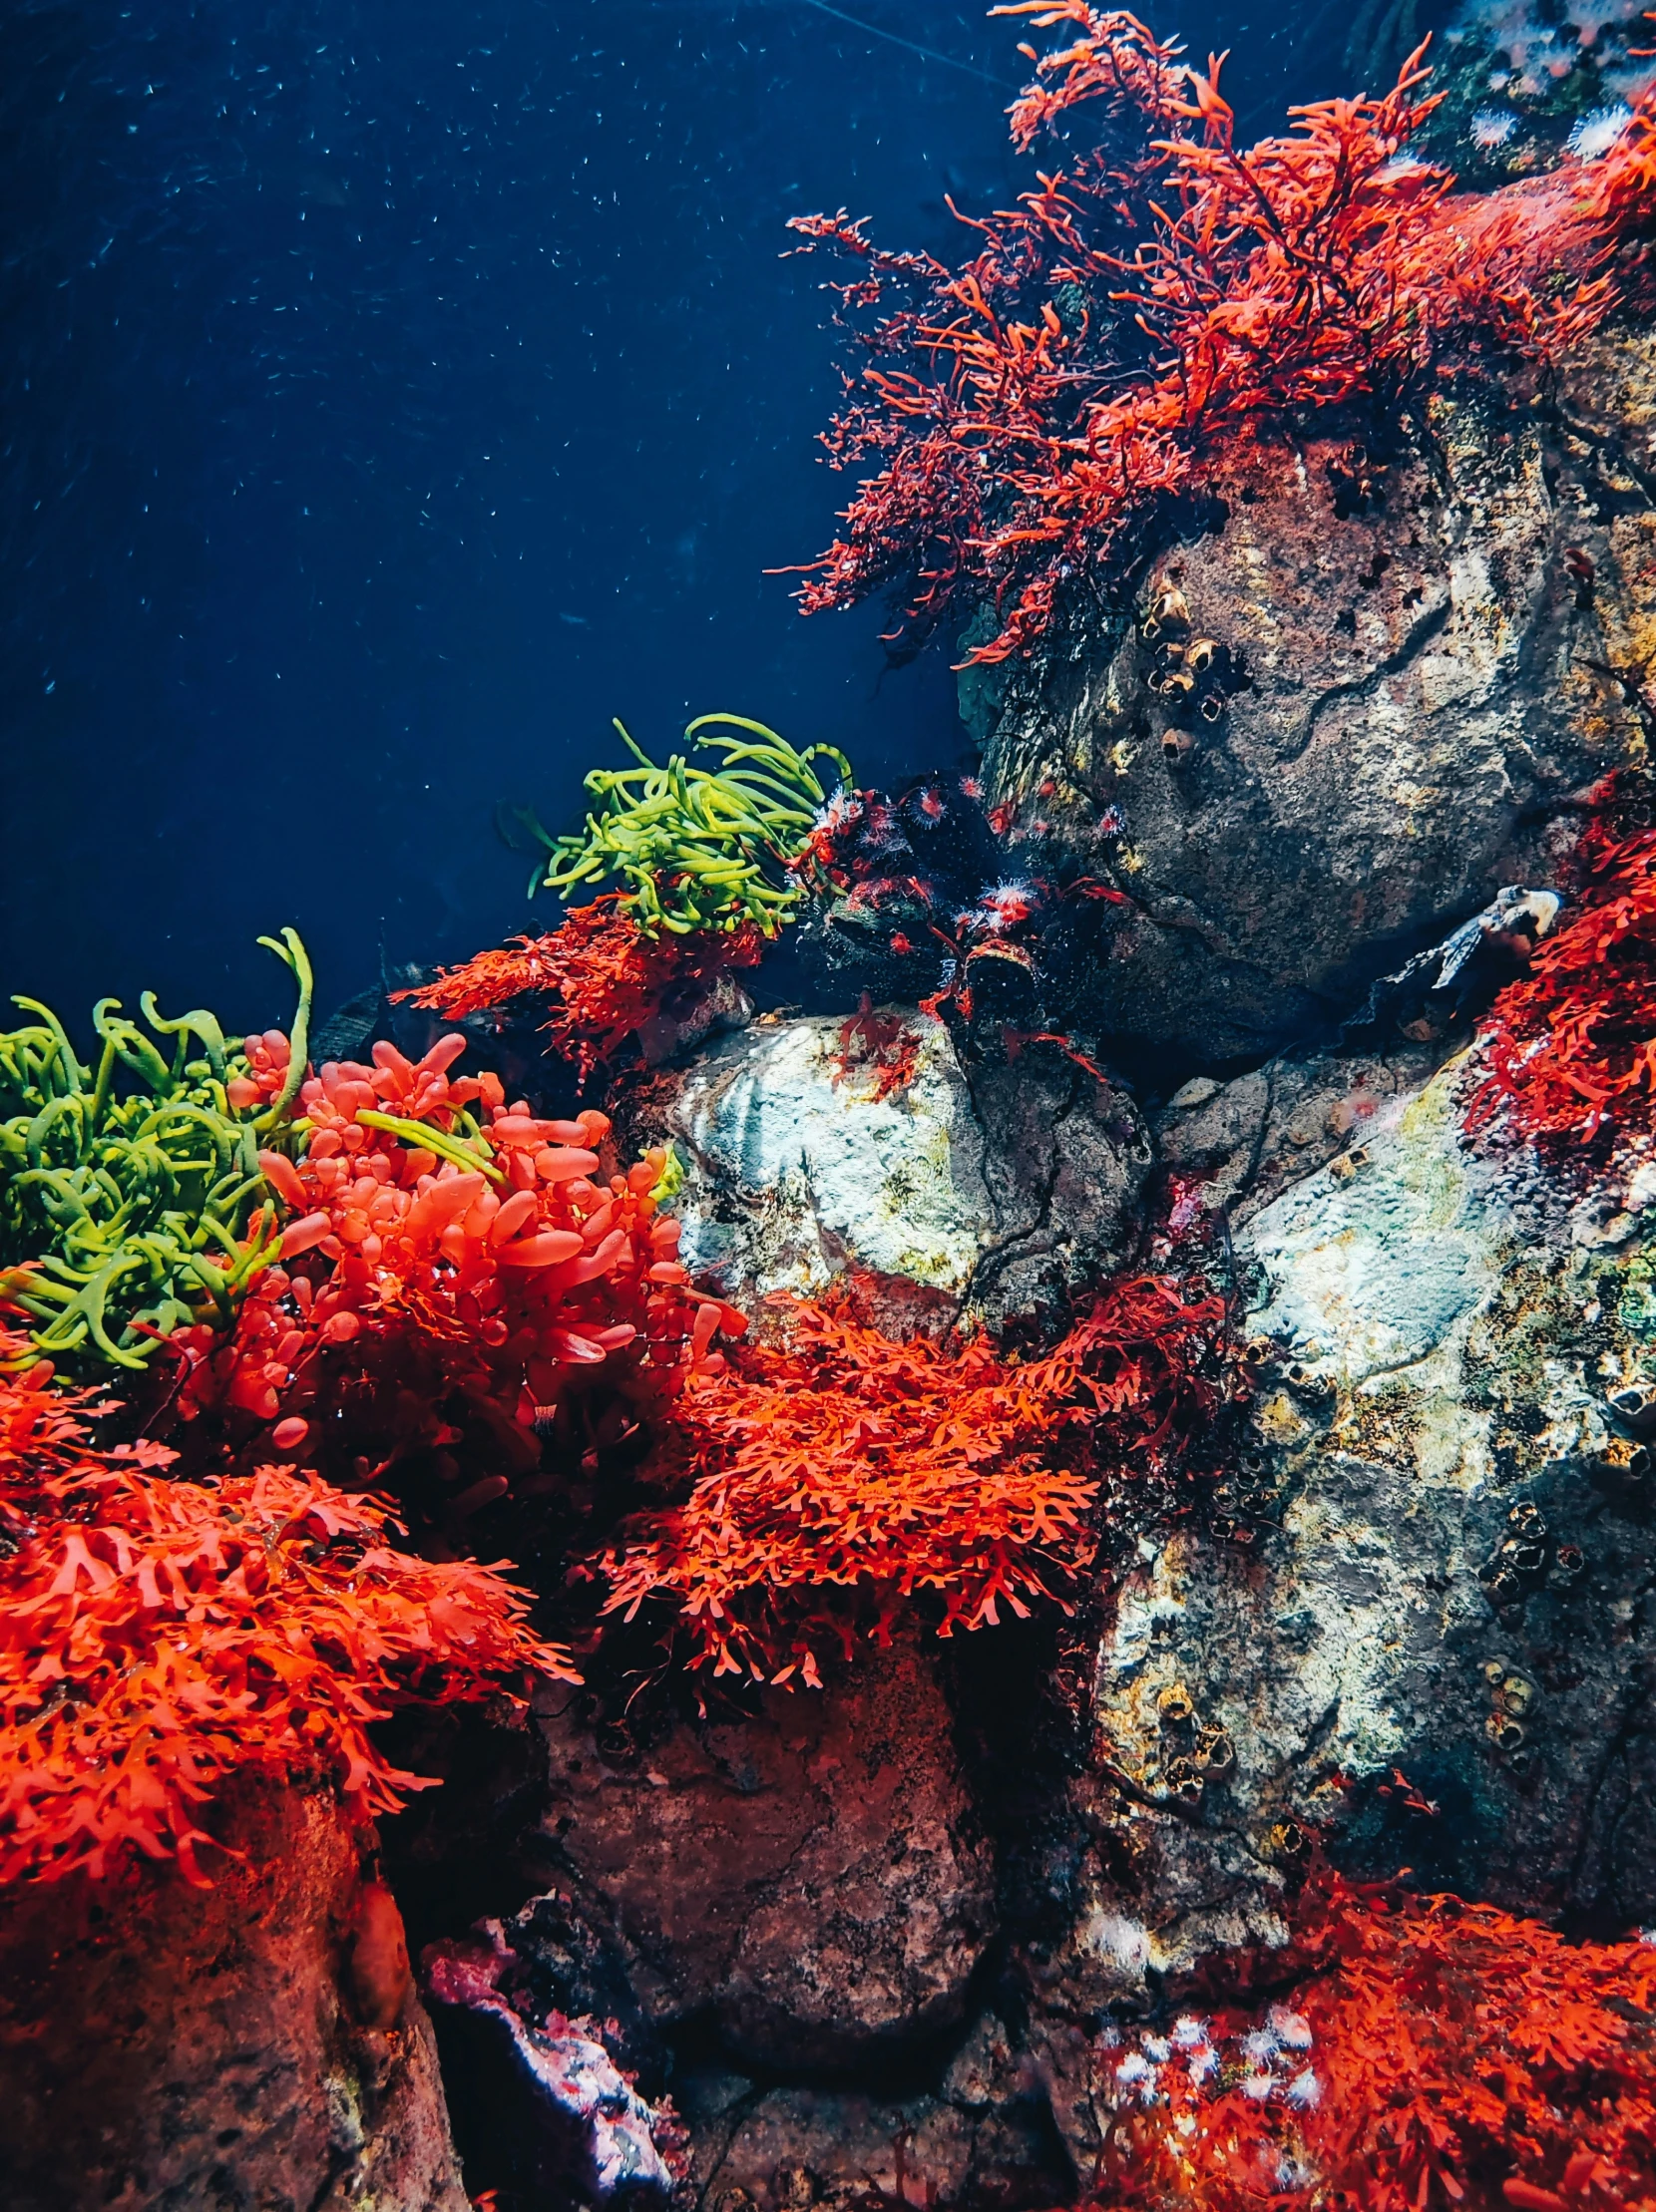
[9,1,1656,2208]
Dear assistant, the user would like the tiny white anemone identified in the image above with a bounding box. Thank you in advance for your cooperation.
[814,790,861,836]
[1275,2154,1319,2189]
[1186,2045,1220,2086]
[1141,2033,1172,2062]
[1115,2051,1154,2084]
[1171,2014,1209,2049]
[1470,106,1518,148]
[1267,2004,1314,2050]
[1241,2070,1276,2102]
[1285,2068,1323,2110]
[1240,2027,1280,2064]
[1569,102,1634,158]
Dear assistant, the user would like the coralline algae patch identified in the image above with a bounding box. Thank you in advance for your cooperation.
[657,1013,992,1305]
[1243,1077,1507,1389]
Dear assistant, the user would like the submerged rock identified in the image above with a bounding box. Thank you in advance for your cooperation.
[624,1009,1150,1332]
[968,351,1656,1064]
[524,1637,995,2074]
[0,1779,466,2212]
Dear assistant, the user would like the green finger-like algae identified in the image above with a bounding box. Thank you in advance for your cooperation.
[533,713,853,937]
[0,932,313,1374]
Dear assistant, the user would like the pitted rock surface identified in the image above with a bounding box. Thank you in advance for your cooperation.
[0,1778,466,2212]
[966,347,1656,1064]
[527,1639,995,2071]
[632,1010,1150,1330]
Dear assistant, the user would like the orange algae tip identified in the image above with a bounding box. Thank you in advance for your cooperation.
[578,1109,612,1143]
[271,1416,310,1452]
[496,1230,585,1268]
[535,1147,601,1184]
[278,1211,332,1261]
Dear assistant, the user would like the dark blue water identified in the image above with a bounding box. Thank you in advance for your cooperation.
[0,0,1338,1035]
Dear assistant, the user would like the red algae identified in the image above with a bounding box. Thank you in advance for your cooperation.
[395,895,765,1082]
[1071,1870,1656,2211]
[599,1273,1228,1684]
[787,4,1656,663]
[0,1319,574,1886]
[1466,825,1656,1148]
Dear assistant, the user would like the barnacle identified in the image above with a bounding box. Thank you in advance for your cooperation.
[1595,1434,1651,1481]
[516,714,855,938]
[1157,1680,1196,1723]
[0,931,313,1374]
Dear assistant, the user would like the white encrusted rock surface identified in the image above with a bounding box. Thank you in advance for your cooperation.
[628,1010,1151,1329]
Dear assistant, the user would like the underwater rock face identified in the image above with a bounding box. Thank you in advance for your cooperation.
[993,1055,1656,2172]
[637,1010,1150,1330]
[971,348,1656,1063]
[0,1778,466,2212]
[525,1638,995,2073]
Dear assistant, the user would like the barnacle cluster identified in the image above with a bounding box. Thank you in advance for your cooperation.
[0,930,312,1373]
[1140,574,1242,759]
[516,713,854,938]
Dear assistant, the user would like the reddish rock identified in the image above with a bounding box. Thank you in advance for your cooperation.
[0,1777,468,2212]
[533,1637,995,2069]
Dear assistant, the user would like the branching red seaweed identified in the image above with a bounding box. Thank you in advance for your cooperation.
[787,5,1656,662]
[395,897,766,1083]
[0,1325,575,1886]
[599,1273,1229,1683]
[1074,1869,1656,2210]
[1466,826,1656,1148]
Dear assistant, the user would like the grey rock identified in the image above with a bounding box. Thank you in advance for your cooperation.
[967,360,1652,1064]
[627,1009,1150,1331]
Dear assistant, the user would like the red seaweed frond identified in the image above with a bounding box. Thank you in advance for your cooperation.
[0,1316,576,1886]
[788,12,1654,664]
[395,898,766,1083]
[831,994,924,1103]
[598,1273,1227,1683]
[1079,1869,1656,2209]
[990,4,1189,154]
[1465,827,1656,1148]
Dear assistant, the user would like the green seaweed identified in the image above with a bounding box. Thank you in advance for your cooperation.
[509,713,854,936]
[0,930,313,1373]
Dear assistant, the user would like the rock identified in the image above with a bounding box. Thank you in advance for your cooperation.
[679,2023,1060,2212]
[524,1636,996,2072]
[1151,1037,1448,1227]
[0,1778,468,2212]
[624,1009,1150,1331]
[1001,1057,1656,2170]
[967,354,1655,1064]
[424,1921,682,2202]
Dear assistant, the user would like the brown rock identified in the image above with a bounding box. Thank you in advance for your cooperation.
[967,351,1655,1064]
[531,1637,995,2069]
[0,1777,468,2212]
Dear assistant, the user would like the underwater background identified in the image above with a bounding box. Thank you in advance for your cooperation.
[4,0,1403,1030]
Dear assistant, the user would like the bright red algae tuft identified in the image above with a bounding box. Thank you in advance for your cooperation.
[786,4,1656,664]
